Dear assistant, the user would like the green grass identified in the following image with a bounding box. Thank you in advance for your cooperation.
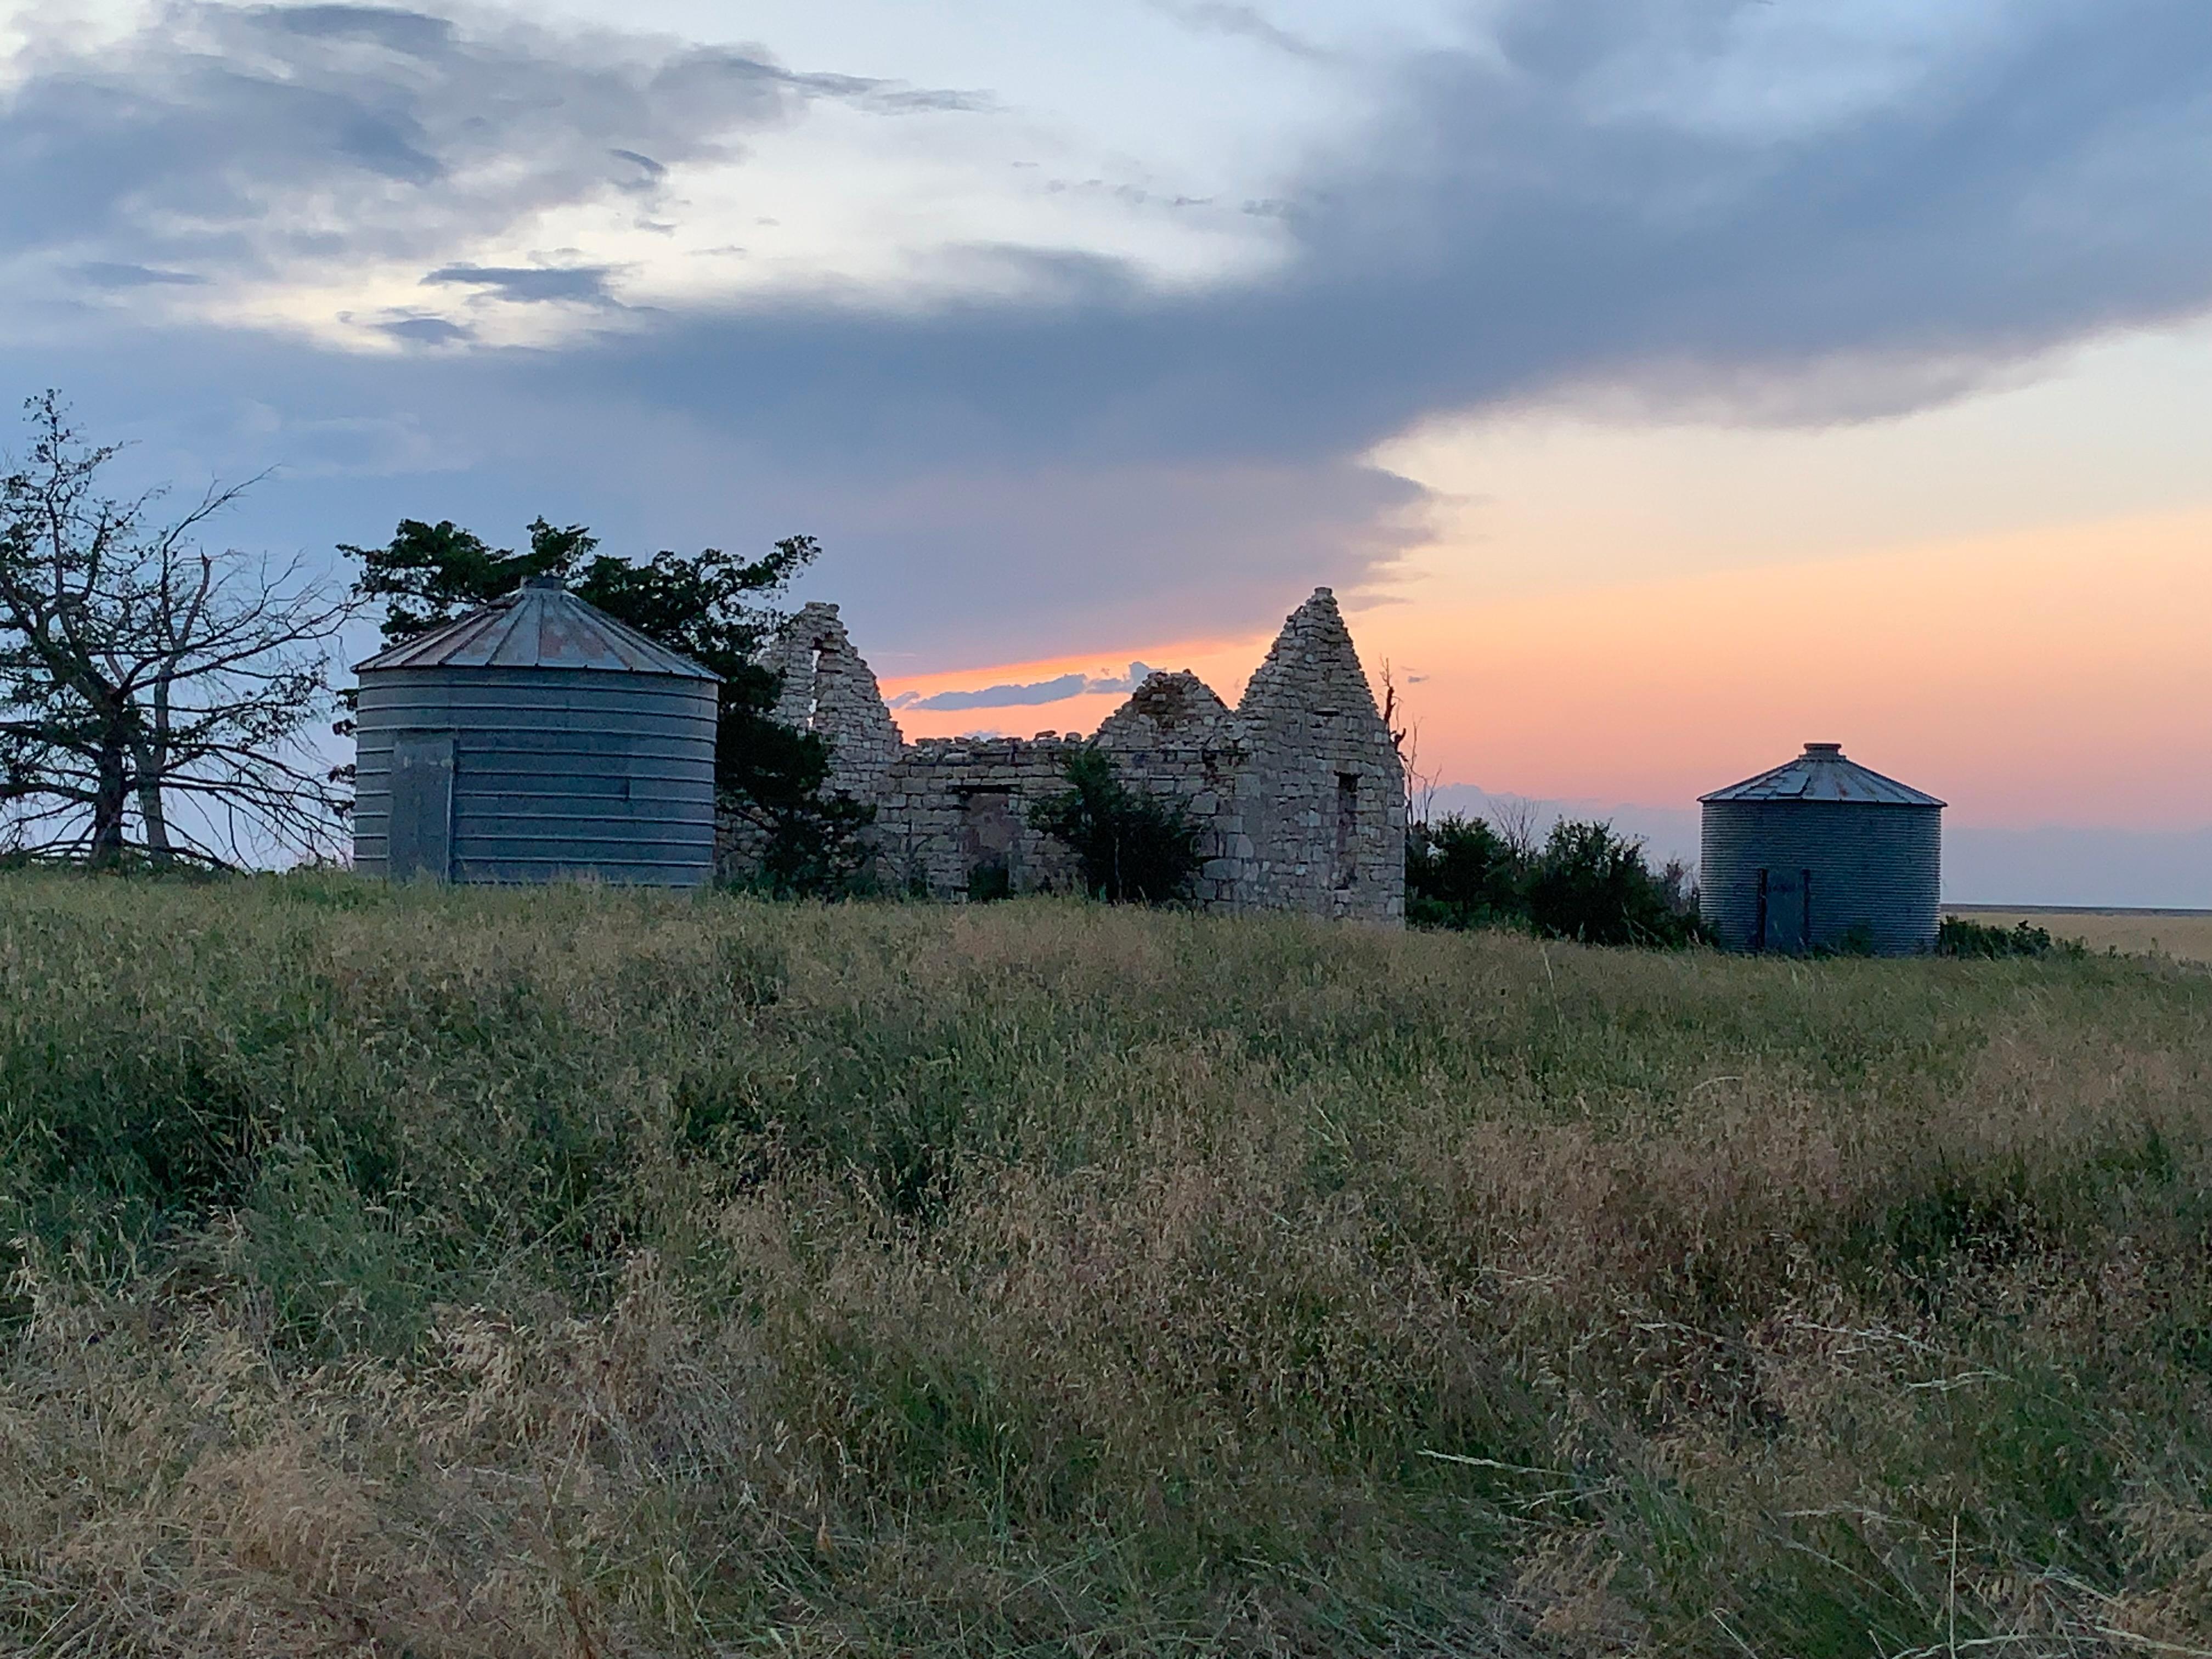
[2,871,2210,1655]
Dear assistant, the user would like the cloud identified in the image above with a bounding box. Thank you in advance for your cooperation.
[423,264,620,306]
[75,262,207,289]
[901,672,1086,710]
[1141,2,1334,64]
[608,147,667,192]
[1085,662,1158,694]
[4,0,2211,666]
[481,0,2211,517]
[0,2,980,304]
[774,71,997,115]
[375,315,473,346]
[889,661,1161,710]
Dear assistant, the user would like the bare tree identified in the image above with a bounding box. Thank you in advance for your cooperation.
[0,392,360,868]
[1486,793,1545,863]
[1375,658,1437,828]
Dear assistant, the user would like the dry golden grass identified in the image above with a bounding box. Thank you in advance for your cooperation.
[3,873,2211,1655]
[1949,906,2212,962]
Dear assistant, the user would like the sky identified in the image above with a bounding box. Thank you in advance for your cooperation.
[3,0,2210,900]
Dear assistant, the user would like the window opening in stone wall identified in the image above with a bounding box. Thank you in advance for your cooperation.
[805,645,825,730]
[1335,772,1358,888]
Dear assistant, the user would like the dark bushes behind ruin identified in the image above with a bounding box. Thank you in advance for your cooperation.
[1408,811,1705,945]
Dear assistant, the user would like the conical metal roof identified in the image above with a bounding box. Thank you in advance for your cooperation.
[1701,742,1943,807]
[354,576,718,680]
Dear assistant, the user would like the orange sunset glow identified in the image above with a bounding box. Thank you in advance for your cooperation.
[1360,506,2212,827]
[881,317,2212,855]
[883,503,2212,831]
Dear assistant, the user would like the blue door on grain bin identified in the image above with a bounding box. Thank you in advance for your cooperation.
[387,731,455,880]
[1756,866,1812,953]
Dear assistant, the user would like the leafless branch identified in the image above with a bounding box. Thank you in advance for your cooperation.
[1,391,364,867]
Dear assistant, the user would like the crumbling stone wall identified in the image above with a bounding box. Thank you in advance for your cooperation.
[759,602,904,802]
[715,602,905,877]
[873,735,1088,899]
[1091,671,1252,909]
[735,588,1405,923]
[1226,589,1406,922]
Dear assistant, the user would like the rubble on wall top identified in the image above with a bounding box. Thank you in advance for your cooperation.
[1097,669,1231,752]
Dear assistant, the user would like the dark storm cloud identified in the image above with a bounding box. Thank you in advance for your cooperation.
[0,1,980,285]
[547,0,2212,481]
[3,0,2211,662]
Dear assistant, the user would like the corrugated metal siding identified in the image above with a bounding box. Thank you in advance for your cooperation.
[1700,800,1941,956]
[354,668,718,886]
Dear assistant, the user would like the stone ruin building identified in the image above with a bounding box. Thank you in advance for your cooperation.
[742,588,1407,924]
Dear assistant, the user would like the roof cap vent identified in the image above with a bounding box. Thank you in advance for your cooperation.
[1701,742,1942,807]
[521,574,566,591]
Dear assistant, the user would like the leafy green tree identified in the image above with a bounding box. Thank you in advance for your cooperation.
[1030,747,1199,904]
[1524,819,1701,947]
[340,517,871,892]
[1404,812,1521,929]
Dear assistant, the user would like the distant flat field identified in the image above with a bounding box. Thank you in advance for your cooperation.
[1948,905,2212,960]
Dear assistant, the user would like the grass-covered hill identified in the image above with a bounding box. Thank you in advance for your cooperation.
[3,876,2210,1656]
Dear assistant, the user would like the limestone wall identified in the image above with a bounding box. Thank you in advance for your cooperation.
[875,735,1087,900]
[759,602,903,803]
[1092,670,1252,909]
[1228,589,1406,922]
[735,588,1406,923]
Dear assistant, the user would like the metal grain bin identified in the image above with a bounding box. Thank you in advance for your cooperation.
[1699,743,1943,955]
[352,577,719,885]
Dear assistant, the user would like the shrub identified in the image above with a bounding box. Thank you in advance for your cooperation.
[966,859,1012,904]
[1408,811,1705,946]
[1404,813,1520,929]
[1029,747,1199,903]
[1524,819,1704,946]
[1826,921,1882,957]
[1939,915,2088,959]
[716,709,878,898]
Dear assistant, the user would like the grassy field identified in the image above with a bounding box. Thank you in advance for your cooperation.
[4,875,2212,1656]
[1949,907,2212,963]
